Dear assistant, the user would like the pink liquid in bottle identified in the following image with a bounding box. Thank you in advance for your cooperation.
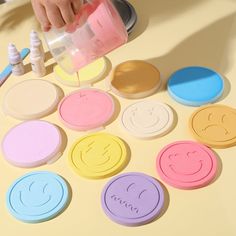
[71,0,128,70]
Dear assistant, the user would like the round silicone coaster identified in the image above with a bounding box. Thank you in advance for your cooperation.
[101,172,164,226]
[109,60,161,99]
[121,101,174,139]
[156,141,217,189]
[2,120,62,167]
[167,66,224,106]
[54,57,107,87]
[6,171,69,223]
[189,104,236,148]
[112,0,137,34]
[58,89,115,131]
[3,79,60,120]
[69,133,128,179]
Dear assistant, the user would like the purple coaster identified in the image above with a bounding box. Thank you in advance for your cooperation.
[101,172,164,226]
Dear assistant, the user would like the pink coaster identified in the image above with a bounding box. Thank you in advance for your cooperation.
[2,120,62,168]
[156,141,217,189]
[58,89,115,131]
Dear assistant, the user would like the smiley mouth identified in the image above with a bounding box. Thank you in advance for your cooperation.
[169,160,203,175]
[19,191,52,207]
[80,151,111,166]
[130,117,160,129]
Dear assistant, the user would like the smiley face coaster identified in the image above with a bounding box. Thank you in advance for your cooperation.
[54,57,107,87]
[156,141,217,189]
[101,172,164,226]
[167,66,224,106]
[189,104,236,148]
[2,120,62,168]
[3,79,60,120]
[109,60,161,99]
[121,101,174,139]
[58,89,115,131]
[69,133,128,179]
[6,171,69,223]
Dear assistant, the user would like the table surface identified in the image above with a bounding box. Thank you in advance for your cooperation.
[1,0,236,235]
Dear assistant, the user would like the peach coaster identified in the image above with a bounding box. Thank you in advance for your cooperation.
[189,104,236,148]
[3,80,60,120]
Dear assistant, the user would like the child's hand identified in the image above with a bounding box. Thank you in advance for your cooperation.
[31,0,82,31]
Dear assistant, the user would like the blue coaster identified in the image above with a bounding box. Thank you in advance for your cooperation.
[6,171,69,223]
[167,66,224,106]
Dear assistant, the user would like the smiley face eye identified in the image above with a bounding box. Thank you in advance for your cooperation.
[168,153,179,160]
[131,108,138,116]
[126,183,135,192]
[138,189,147,199]
[208,113,213,121]
[221,114,226,123]
[186,151,197,158]
[126,183,148,199]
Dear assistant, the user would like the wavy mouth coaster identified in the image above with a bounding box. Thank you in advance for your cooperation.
[121,101,174,139]
[109,60,161,99]
[58,88,115,131]
[101,172,165,226]
[156,141,218,189]
[2,120,62,168]
[3,79,61,120]
[189,104,236,148]
[167,66,224,106]
[69,133,128,179]
[6,171,69,223]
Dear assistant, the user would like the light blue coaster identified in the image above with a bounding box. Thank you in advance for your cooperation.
[6,171,69,223]
[167,66,224,106]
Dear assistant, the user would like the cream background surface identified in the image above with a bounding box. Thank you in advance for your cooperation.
[0,0,236,235]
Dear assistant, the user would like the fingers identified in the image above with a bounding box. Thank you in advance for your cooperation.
[59,2,75,25]
[45,3,65,28]
[31,0,51,31]
[71,0,81,14]
[31,0,82,31]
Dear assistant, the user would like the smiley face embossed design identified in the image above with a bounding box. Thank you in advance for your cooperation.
[69,133,128,179]
[121,101,174,139]
[101,172,164,226]
[6,171,69,223]
[189,105,236,148]
[156,141,217,189]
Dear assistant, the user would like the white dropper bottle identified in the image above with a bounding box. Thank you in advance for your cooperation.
[8,43,25,76]
[30,30,45,60]
[30,46,46,77]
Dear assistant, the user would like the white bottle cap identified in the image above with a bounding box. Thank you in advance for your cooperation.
[8,43,21,64]
[30,30,41,46]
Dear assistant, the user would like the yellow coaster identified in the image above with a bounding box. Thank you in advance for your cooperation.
[189,104,236,148]
[69,133,128,179]
[54,57,107,87]
[109,60,161,99]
